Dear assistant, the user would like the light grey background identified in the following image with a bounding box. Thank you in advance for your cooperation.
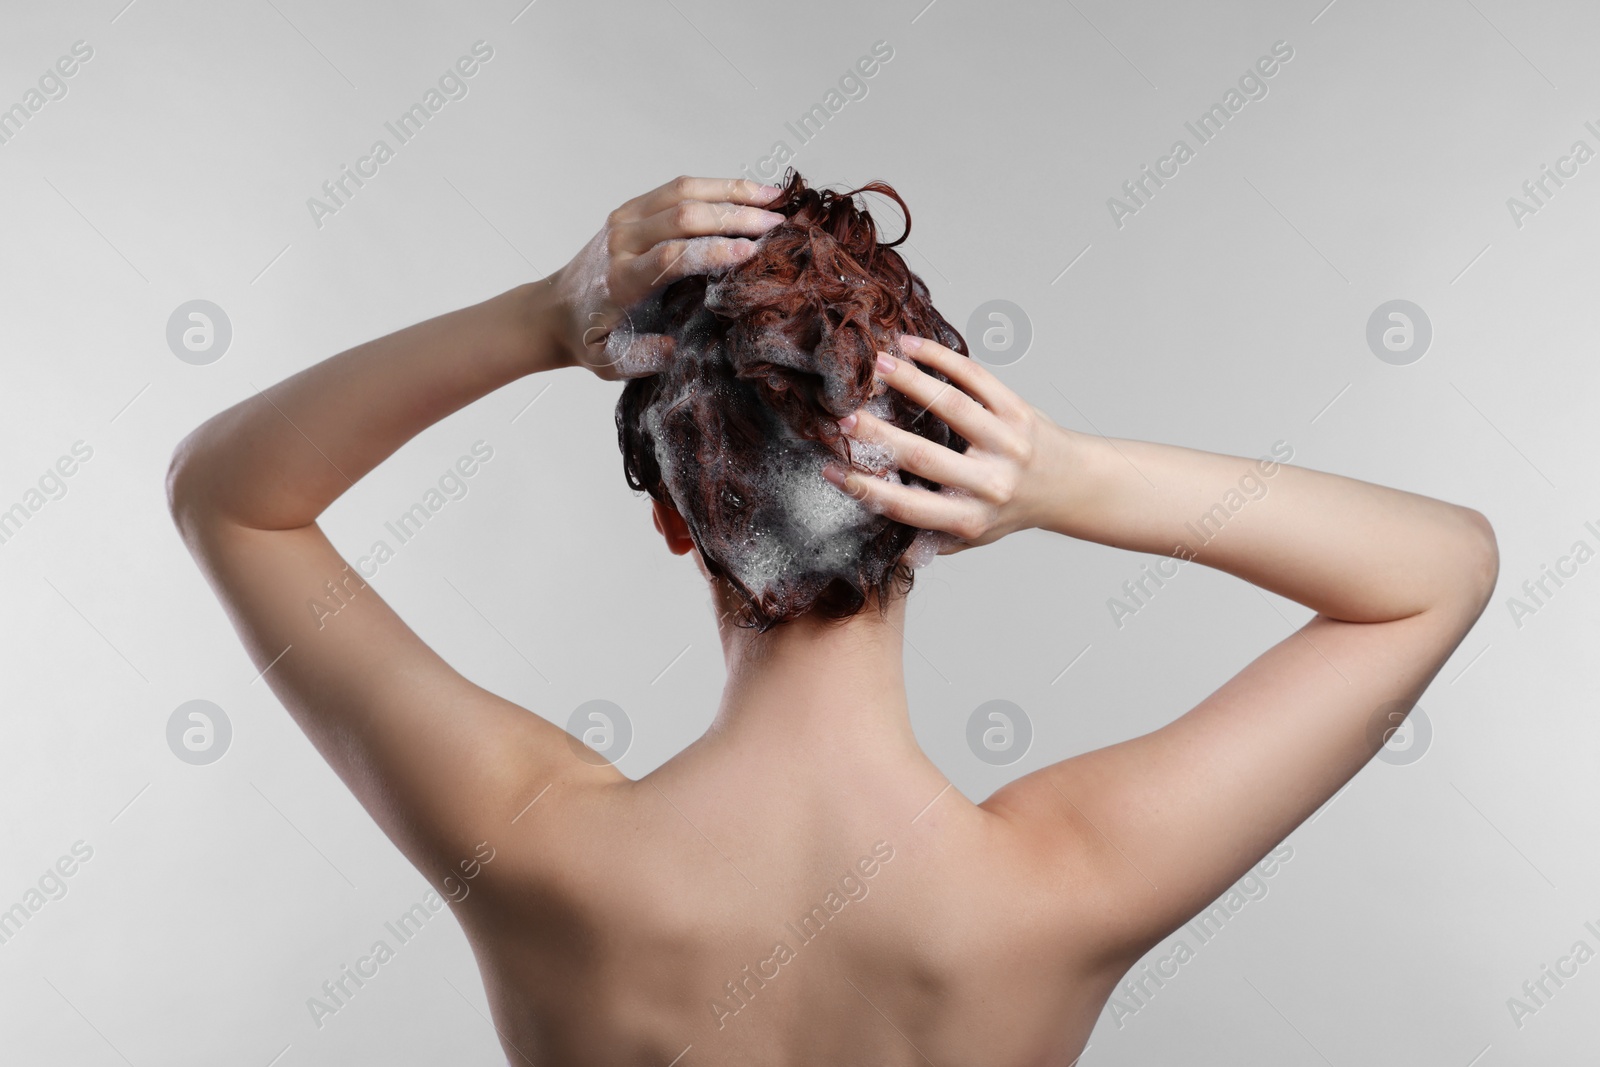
[2,0,1596,1063]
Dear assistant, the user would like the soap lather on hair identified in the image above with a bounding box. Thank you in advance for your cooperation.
[617,169,971,631]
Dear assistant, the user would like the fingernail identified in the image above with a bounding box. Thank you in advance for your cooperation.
[821,464,848,489]
[875,352,898,375]
[898,334,924,353]
[838,413,858,433]
[758,184,783,200]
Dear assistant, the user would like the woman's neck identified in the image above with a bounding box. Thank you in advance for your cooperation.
[704,592,924,762]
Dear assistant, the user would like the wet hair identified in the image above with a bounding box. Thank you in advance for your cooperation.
[616,168,970,632]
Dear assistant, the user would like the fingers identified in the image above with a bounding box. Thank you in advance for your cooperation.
[628,235,764,292]
[821,465,983,541]
[580,331,674,380]
[613,175,784,225]
[871,349,1016,455]
[842,407,983,491]
[613,199,785,257]
[574,298,675,379]
[897,528,967,570]
[896,333,1029,421]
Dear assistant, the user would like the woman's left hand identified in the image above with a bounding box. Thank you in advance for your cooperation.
[825,333,1067,553]
[547,175,787,380]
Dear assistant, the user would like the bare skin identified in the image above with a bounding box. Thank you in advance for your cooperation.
[167,176,1499,1066]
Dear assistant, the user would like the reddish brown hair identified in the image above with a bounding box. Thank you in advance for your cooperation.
[616,169,970,631]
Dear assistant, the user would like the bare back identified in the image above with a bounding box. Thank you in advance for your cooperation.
[459,741,1111,1067]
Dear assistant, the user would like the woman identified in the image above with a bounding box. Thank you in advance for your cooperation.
[168,172,1498,1065]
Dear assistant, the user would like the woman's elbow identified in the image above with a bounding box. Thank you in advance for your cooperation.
[1456,507,1500,616]
[165,424,219,532]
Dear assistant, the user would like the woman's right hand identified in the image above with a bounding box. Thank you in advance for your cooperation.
[548,175,787,380]
[821,333,1071,551]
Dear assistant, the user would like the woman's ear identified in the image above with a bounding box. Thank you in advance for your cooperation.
[650,497,696,556]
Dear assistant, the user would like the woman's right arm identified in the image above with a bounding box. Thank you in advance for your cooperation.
[831,334,1498,970]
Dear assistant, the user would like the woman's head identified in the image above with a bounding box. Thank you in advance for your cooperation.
[616,169,970,631]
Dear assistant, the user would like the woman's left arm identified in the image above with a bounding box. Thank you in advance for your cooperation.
[171,283,561,530]
[166,176,784,879]
[171,174,786,527]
